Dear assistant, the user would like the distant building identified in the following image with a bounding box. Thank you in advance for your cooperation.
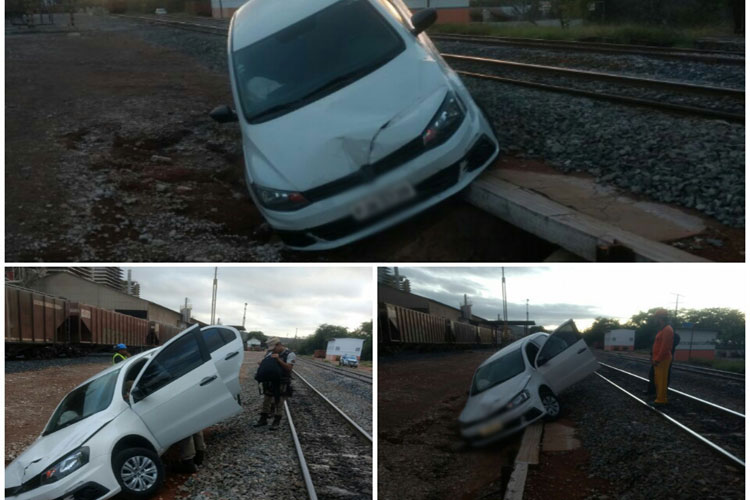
[326,338,365,361]
[403,0,470,24]
[674,328,718,361]
[246,337,262,350]
[604,329,635,351]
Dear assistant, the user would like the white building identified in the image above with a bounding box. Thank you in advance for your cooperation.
[604,329,635,351]
[246,337,261,350]
[326,338,365,361]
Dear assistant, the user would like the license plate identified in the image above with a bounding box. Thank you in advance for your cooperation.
[351,181,416,221]
[478,419,504,437]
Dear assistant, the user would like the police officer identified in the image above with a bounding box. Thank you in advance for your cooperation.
[651,309,674,406]
[112,344,130,364]
[254,337,296,430]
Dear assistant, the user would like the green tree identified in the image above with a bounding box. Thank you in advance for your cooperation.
[582,317,623,346]
[681,308,745,347]
[299,324,350,355]
[247,330,267,342]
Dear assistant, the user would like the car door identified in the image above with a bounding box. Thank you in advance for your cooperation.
[199,326,244,399]
[130,324,241,449]
[534,320,598,394]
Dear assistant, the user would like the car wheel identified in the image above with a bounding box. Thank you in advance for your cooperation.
[540,389,561,421]
[113,447,164,499]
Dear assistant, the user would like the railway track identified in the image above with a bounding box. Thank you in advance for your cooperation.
[116,14,744,123]
[596,362,744,468]
[443,54,744,123]
[286,371,372,500]
[296,357,373,385]
[430,33,745,65]
[601,351,745,382]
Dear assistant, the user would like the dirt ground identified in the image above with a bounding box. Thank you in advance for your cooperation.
[4,355,257,499]
[4,14,556,262]
[378,350,522,500]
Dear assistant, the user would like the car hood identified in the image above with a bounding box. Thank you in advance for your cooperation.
[459,373,531,425]
[5,410,119,487]
[243,49,450,191]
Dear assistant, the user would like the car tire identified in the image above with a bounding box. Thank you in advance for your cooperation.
[540,388,561,421]
[113,447,164,499]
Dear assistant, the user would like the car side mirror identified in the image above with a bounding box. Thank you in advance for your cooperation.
[411,8,437,35]
[210,105,238,123]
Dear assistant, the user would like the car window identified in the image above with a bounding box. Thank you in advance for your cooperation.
[537,336,570,365]
[202,327,227,353]
[232,0,406,123]
[218,328,236,344]
[136,333,205,398]
[471,348,524,395]
[44,369,120,435]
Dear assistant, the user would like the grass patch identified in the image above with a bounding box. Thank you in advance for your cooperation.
[428,22,734,48]
[687,358,744,373]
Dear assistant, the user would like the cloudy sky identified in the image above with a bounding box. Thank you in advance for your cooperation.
[127,266,372,337]
[391,265,747,330]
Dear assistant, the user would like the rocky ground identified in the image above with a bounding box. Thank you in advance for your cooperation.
[525,375,745,500]
[293,359,373,434]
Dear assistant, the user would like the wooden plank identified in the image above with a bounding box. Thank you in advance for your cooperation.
[504,462,529,500]
[464,175,709,262]
[515,421,544,465]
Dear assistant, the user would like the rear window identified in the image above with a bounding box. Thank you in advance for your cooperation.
[471,349,525,396]
[232,0,406,123]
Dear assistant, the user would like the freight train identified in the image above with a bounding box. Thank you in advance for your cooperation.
[5,285,183,359]
[379,302,503,347]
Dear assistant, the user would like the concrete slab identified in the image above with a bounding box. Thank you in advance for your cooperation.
[496,167,706,242]
[542,423,581,452]
[515,422,544,464]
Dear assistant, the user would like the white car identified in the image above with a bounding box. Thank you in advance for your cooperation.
[210,0,499,250]
[5,324,244,500]
[459,320,598,446]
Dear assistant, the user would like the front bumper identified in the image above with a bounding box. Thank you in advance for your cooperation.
[5,460,120,500]
[460,398,545,447]
[248,109,499,250]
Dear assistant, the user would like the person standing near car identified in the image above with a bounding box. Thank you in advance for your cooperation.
[112,344,131,364]
[254,337,296,430]
[651,309,674,406]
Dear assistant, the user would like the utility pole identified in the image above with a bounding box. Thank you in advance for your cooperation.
[502,268,508,343]
[242,302,247,330]
[525,299,529,337]
[669,292,684,317]
[210,267,218,325]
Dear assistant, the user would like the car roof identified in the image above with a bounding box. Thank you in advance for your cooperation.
[478,332,549,369]
[231,0,355,51]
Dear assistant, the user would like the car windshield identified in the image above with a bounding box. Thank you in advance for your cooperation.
[232,0,406,123]
[44,369,120,435]
[471,348,525,396]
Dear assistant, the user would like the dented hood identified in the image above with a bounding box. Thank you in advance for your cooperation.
[5,409,120,487]
[459,373,532,425]
[243,50,450,191]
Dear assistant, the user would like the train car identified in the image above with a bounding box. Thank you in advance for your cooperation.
[379,302,499,347]
[5,285,184,358]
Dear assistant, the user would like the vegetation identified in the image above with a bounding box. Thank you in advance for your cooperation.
[689,358,745,374]
[582,307,745,352]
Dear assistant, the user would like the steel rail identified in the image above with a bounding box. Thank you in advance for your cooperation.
[455,70,744,123]
[296,358,373,385]
[442,53,745,99]
[598,361,745,419]
[293,370,373,443]
[114,14,228,35]
[431,33,745,65]
[595,372,745,468]
[284,401,318,500]
[605,352,745,381]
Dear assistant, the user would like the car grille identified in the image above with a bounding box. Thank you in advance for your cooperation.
[277,135,497,247]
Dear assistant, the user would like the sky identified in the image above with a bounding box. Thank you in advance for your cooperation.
[128,266,373,338]
[391,265,747,330]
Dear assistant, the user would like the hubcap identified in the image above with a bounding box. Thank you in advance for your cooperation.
[542,395,559,416]
[121,455,158,492]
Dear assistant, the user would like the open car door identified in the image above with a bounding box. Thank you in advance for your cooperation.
[199,326,244,399]
[534,319,598,394]
[130,324,241,450]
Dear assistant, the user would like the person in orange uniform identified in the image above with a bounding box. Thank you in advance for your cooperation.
[651,309,674,405]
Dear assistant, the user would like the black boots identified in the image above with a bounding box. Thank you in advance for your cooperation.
[177,459,198,474]
[270,416,281,430]
[254,413,269,427]
[194,450,205,466]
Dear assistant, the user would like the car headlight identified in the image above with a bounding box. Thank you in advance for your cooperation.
[40,447,89,485]
[421,91,465,150]
[253,184,310,211]
[505,390,530,411]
